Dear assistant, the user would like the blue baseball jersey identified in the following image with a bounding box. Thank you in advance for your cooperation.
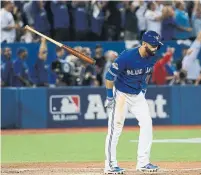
[108,47,158,94]
[1,59,13,86]
[12,58,31,87]
[32,58,49,85]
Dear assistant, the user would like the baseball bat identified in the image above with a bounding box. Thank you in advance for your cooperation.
[24,25,96,65]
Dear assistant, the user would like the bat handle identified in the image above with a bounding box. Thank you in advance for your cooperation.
[24,25,63,47]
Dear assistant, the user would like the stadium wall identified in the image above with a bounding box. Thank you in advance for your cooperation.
[1,86,201,129]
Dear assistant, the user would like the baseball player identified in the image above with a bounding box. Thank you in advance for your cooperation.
[32,38,49,87]
[104,31,163,174]
[12,48,32,87]
[1,47,13,87]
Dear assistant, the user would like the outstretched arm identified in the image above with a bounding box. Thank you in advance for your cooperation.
[38,38,47,59]
[182,32,201,70]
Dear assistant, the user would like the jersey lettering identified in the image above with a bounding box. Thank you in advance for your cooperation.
[127,67,152,76]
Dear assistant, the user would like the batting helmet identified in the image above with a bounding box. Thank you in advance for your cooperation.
[142,31,163,49]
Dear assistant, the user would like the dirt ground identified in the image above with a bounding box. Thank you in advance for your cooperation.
[2,125,201,135]
[1,162,201,175]
[2,126,201,175]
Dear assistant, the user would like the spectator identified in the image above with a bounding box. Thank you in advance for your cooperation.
[75,47,94,85]
[51,47,75,86]
[66,46,82,63]
[12,47,32,87]
[1,47,13,87]
[161,6,192,41]
[105,1,121,41]
[82,64,96,86]
[94,44,105,86]
[0,1,20,43]
[69,47,90,85]
[81,47,97,86]
[51,0,70,41]
[164,48,177,81]
[155,0,164,12]
[20,28,35,43]
[31,1,50,36]
[124,1,138,40]
[161,6,175,40]
[71,1,90,41]
[172,69,187,85]
[116,2,126,38]
[135,1,147,39]
[13,1,24,12]
[145,2,162,35]
[90,1,106,41]
[191,1,201,38]
[65,46,91,86]
[195,71,201,85]
[182,31,201,84]
[152,47,175,85]
[56,46,66,60]
[23,1,34,26]
[13,1,24,41]
[102,50,118,85]
[51,47,65,86]
[174,43,190,72]
[174,1,192,40]
[185,1,194,19]
[32,38,49,87]
[165,62,177,79]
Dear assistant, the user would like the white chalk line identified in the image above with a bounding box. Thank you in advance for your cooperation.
[130,138,201,143]
[2,167,201,172]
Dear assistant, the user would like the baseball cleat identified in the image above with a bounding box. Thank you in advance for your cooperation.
[104,167,125,174]
[137,163,159,172]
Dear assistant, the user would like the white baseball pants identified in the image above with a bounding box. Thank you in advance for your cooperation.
[105,89,152,169]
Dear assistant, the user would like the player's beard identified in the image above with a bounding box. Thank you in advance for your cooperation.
[145,46,156,56]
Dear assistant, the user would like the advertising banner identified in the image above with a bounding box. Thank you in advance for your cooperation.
[47,87,172,128]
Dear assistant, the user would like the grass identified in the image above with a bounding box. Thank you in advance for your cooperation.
[1,129,201,163]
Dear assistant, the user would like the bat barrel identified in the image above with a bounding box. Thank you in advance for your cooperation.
[62,45,96,65]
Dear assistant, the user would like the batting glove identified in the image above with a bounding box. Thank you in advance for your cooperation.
[104,97,115,108]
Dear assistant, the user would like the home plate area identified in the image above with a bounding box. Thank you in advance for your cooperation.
[1,162,201,175]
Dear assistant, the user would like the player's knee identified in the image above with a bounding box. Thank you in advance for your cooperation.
[116,121,123,128]
[114,119,124,131]
[139,117,152,128]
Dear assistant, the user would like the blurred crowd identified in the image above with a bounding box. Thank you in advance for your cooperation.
[152,32,201,86]
[0,0,201,43]
[0,0,201,88]
[1,38,119,87]
[1,31,201,87]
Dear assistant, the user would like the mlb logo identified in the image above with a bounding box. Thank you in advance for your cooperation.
[50,95,80,114]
